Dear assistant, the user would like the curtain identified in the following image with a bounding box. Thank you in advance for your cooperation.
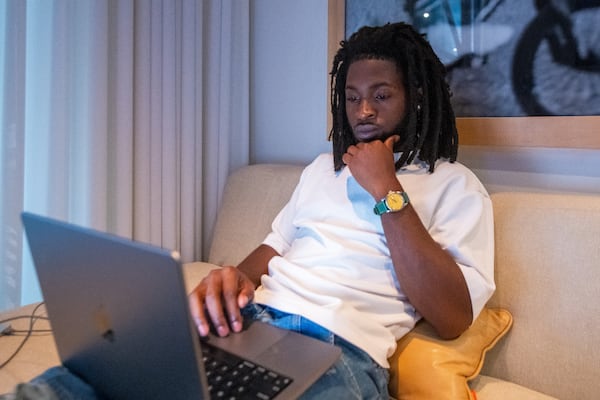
[0,0,250,311]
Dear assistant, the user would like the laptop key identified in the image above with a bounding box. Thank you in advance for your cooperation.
[201,341,293,399]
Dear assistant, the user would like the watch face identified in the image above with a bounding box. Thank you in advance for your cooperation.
[386,192,405,211]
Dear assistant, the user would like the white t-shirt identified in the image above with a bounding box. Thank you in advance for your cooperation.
[254,153,495,368]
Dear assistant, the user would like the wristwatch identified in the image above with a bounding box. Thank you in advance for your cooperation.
[373,190,410,215]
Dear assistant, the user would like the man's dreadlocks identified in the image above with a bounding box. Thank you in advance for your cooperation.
[329,22,458,172]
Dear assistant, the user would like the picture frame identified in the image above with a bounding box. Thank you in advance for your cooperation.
[327,0,600,149]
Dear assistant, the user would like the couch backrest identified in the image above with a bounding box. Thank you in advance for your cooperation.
[208,164,303,266]
[483,192,600,399]
[210,164,600,399]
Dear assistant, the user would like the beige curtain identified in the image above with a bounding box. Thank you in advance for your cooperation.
[0,0,249,310]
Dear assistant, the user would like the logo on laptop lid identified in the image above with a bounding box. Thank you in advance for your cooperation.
[93,305,115,343]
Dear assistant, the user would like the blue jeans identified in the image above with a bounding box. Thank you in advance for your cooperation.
[242,304,389,399]
[11,305,389,400]
[0,367,100,400]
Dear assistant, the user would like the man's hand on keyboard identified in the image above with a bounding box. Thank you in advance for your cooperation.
[188,266,255,337]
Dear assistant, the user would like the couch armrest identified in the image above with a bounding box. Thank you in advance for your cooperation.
[182,262,221,294]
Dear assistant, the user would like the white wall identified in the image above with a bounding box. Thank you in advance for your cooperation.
[250,1,600,195]
[250,0,331,165]
[460,146,600,195]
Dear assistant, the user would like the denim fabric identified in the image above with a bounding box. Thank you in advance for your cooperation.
[22,306,389,400]
[242,304,390,400]
[0,380,58,400]
[24,367,100,400]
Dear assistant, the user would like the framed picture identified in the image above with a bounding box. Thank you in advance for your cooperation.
[328,0,600,148]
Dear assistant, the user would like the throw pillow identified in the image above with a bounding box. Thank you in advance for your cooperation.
[388,307,513,400]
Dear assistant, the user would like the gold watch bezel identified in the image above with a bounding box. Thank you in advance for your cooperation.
[373,191,409,215]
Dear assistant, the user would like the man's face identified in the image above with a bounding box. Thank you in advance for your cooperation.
[344,58,407,143]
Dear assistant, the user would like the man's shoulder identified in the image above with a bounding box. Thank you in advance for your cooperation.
[309,153,334,165]
[433,159,474,175]
[303,153,335,174]
[403,159,487,194]
[400,158,472,176]
[433,160,489,196]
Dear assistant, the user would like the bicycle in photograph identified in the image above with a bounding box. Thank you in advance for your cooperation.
[511,0,600,115]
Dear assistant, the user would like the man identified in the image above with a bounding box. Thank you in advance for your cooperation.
[189,22,495,399]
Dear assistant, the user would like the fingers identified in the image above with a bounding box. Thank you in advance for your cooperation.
[341,143,359,165]
[237,278,254,309]
[220,267,246,334]
[343,136,398,167]
[384,135,400,150]
[188,266,253,338]
[188,284,211,337]
[341,151,351,165]
[203,272,231,337]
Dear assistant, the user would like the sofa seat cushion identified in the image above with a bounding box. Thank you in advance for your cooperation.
[471,375,558,400]
[183,262,221,293]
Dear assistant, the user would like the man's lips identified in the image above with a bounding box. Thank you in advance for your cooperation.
[353,123,382,140]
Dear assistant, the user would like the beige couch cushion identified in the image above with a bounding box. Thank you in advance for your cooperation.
[183,262,221,293]
[483,192,600,399]
[471,376,557,400]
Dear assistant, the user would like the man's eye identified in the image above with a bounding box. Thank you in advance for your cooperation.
[375,93,390,100]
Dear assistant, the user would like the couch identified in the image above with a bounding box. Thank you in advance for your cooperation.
[1,163,599,399]
[188,164,600,400]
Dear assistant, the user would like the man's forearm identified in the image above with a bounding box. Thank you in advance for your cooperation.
[236,244,279,287]
[382,205,473,339]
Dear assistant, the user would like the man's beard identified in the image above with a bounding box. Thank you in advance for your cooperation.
[377,117,410,153]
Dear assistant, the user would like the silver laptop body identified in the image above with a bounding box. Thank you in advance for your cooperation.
[21,212,341,399]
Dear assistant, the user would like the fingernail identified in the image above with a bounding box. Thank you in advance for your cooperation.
[231,320,242,332]
[217,325,229,337]
[195,319,208,336]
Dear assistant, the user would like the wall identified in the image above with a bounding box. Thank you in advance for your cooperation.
[250,0,600,195]
[250,0,331,165]
[460,146,600,195]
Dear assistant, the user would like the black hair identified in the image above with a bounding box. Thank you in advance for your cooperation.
[329,22,458,172]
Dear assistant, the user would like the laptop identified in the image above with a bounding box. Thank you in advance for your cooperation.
[21,212,341,399]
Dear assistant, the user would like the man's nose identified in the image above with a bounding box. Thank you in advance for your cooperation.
[358,99,375,120]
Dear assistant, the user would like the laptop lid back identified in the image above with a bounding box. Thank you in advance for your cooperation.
[21,212,209,399]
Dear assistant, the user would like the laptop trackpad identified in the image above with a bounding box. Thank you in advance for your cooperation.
[207,320,342,394]
[207,320,288,359]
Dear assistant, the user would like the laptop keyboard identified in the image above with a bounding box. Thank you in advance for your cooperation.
[201,341,293,399]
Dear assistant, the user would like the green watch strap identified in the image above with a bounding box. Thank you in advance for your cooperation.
[373,200,390,215]
[373,191,409,215]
